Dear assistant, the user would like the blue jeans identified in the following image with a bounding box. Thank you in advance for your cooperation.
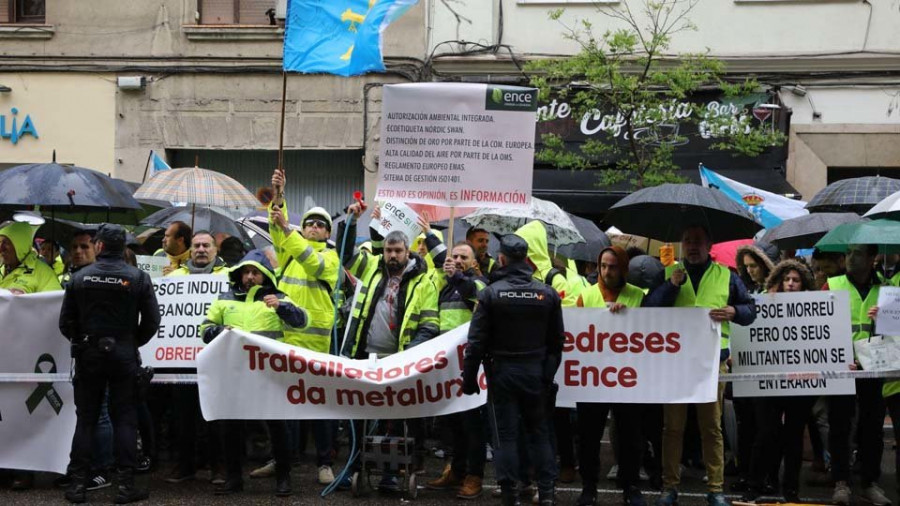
[92,388,114,471]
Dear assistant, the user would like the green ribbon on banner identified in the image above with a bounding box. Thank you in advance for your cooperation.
[25,354,64,415]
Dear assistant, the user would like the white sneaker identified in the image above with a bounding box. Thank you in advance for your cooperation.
[833,481,851,506]
[318,465,335,485]
[862,484,891,506]
[250,460,276,479]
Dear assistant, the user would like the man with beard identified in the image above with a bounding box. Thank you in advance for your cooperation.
[574,246,649,506]
[425,237,489,499]
[341,226,439,490]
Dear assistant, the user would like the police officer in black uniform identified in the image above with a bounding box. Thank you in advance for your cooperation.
[462,234,565,506]
[59,224,160,504]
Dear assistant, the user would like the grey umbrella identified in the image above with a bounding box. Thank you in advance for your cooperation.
[142,206,248,239]
[805,176,900,214]
[760,212,862,250]
[604,183,762,242]
[557,214,611,262]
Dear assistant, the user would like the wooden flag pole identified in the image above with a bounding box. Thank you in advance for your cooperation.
[447,207,455,249]
[274,71,288,209]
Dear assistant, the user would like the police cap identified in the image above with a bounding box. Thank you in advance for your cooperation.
[499,234,528,261]
[94,224,126,252]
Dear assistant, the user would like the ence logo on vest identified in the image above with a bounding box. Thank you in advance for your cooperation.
[498,291,544,300]
[85,276,130,287]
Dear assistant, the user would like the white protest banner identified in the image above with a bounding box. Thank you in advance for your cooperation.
[556,308,721,405]
[877,286,900,337]
[731,291,855,397]
[143,274,228,368]
[198,325,486,420]
[0,291,75,473]
[377,83,536,207]
[136,255,169,278]
[372,201,423,244]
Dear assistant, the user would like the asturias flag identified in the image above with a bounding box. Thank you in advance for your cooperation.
[284,0,419,77]
[699,165,807,229]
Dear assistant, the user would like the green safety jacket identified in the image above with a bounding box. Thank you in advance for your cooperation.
[578,282,645,309]
[434,269,487,333]
[0,222,61,293]
[200,254,308,342]
[343,251,439,358]
[269,201,339,353]
[514,220,577,307]
[665,262,731,350]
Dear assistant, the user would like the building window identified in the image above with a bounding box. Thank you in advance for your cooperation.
[1,0,45,23]
[199,0,276,25]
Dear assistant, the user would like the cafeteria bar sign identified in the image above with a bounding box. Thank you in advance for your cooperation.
[1,107,39,145]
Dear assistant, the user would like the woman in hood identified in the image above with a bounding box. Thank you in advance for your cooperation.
[735,243,778,294]
[744,260,816,504]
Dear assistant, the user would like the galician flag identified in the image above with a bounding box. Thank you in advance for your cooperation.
[699,165,807,229]
[283,0,419,76]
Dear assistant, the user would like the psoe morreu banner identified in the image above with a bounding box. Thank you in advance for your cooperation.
[731,291,855,397]
[557,308,722,405]
[376,83,536,208]
[197,325,487,420]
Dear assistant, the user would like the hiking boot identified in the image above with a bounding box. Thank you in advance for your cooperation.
[213,477,243,495]
[275,473,292,497]
[250,460,276,479]
[64,472,87,504]
[163,466,195,484]
[427,464,463,490]
[457,475,483,499]
[706,492,729,506]
[86,470,112,491]
[862,484,891,506]
[625,487,647,506]
[576,487,597,506]
[317,465,335,485]
[114,468,149,504]
[833,481,851,506]
[656,488,678,506]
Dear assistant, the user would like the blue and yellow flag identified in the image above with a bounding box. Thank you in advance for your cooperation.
[284,0,418,76]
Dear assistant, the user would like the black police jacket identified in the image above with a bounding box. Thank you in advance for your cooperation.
[463,261,565,385]
[59,253,161,347]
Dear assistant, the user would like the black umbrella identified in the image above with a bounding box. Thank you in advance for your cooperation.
[760,212,862,250]
[805,176,900,214]
[557,214,611,262]
[34,218,99,250]
[142,206,247,238]
[0,163,142,211]
[604,183,762,242]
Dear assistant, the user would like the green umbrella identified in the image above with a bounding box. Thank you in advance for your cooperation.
[814,219,900,253]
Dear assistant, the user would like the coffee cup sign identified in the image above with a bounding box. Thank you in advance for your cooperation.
[372,201,423,244]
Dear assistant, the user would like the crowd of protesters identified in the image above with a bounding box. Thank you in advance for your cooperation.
[2,169,900,505]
